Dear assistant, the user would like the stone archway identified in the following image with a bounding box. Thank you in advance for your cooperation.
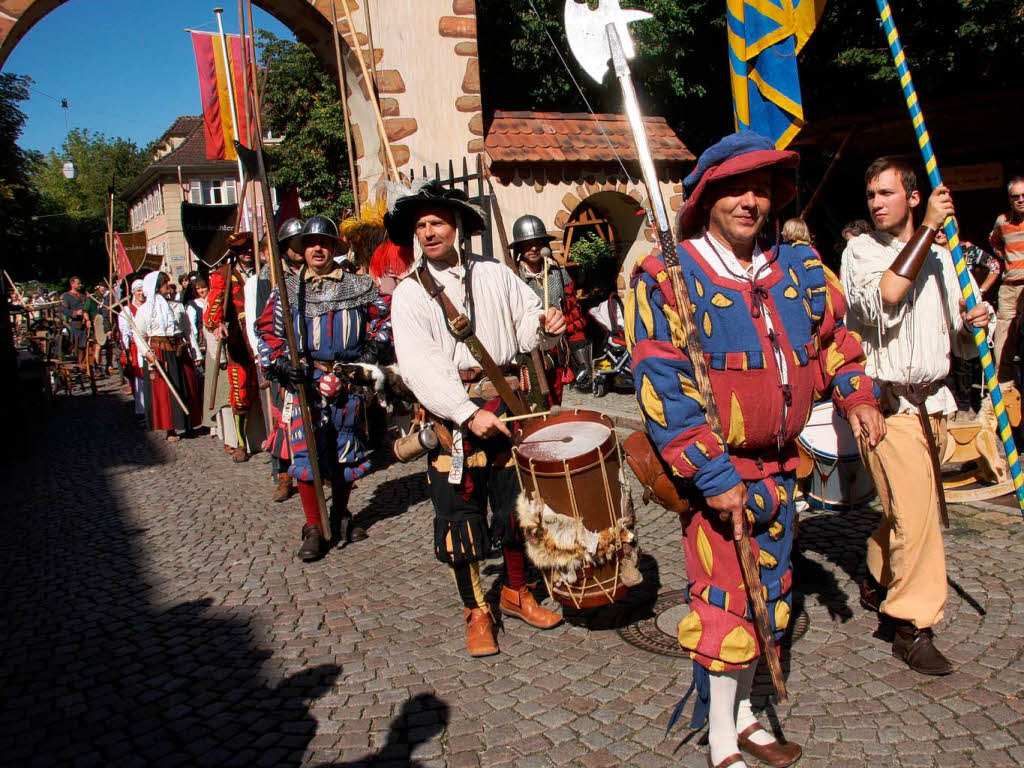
[0,0,439,201]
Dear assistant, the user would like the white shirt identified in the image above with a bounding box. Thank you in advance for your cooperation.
[840,231,991,415]
[392,256,558,425]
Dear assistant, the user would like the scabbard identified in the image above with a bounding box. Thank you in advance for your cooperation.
[916,403,949,529]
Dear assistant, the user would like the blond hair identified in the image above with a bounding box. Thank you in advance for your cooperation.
[782,217,811,245]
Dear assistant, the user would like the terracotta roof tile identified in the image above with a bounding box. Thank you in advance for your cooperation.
[487,110,695,164]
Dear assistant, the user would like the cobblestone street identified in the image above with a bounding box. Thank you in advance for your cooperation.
[5,376,1024,767]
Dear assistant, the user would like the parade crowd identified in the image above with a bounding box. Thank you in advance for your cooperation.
[17,136,1024,768]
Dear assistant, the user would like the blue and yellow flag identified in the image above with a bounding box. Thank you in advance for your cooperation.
[727,0,826,149]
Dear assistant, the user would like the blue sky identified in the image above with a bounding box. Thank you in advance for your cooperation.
[4,0,295,154]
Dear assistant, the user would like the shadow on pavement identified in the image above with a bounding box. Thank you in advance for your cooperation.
[317,693,450,767]
[0,380,341,767]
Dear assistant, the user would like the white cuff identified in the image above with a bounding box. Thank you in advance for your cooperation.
[452,399,479,428]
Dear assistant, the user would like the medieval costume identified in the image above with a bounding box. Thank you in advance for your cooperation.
[204,233,260,462]
[511,213,588,403]
[248,218,304,503]
[389,181,564,659]
[118,279,147,416]
[257,216,378,560]
[61,285,89,361]
[841,178,993,676]
[628,132,879,767]
[135,272,202,439]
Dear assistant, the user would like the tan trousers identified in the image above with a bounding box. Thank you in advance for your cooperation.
[858,412,948,629]
[994,282,1023,383]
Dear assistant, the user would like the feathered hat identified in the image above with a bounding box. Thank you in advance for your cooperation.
[339,197,389,267]
[383,179,487,247]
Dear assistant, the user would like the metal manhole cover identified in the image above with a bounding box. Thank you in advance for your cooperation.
[618,589,810,657]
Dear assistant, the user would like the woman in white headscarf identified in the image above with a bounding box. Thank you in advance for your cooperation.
[135,271,202,440]
[118,279,148,416]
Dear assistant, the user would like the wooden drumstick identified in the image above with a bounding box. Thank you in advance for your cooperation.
[499,410,551,423]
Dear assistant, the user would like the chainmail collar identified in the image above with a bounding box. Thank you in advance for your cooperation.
[285,267,378,317]
[519,261,565,308]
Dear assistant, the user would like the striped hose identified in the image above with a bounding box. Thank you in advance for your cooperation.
[875,0,1024,513]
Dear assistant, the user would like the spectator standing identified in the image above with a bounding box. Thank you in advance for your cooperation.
[990,176,1024,382]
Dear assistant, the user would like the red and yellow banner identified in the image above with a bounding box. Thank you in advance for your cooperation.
[112,232,135,283]
[190,31,250,161]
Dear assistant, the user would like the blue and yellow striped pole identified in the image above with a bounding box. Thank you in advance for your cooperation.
[874,0,1024,514]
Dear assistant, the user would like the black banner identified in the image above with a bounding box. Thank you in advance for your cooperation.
[180,202,236,267]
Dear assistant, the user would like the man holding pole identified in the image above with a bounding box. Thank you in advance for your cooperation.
[204,232,260,462]
[257,216,377,562]
[841,157,993,676]
[629,132,883,768]
[389,181,566,659]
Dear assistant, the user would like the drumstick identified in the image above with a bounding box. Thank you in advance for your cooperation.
[521,436,572,445]
[499,410,551,423]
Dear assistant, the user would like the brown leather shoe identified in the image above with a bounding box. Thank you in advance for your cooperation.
[706,753,746,768]
[270,473,294,503]
[297,524,325,562]
[892,623,954,675]
[499,585,563,629]
[464,608,499,657]
[738,723,802,767]
[231,445,249,463]
[223,444,234,455]
[859,574,887,613]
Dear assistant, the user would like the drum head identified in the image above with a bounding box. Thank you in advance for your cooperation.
[797,402,860,461]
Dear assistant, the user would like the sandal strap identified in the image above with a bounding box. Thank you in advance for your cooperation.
[737,723,772,742]
[708,753,746,768]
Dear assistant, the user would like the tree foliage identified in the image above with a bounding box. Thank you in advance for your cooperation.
[477,0,1024,153]
[257,30,352,222]
[24,129,149,284]
[0,74,42,274]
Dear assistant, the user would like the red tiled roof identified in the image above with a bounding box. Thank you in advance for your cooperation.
[485,110,694,164]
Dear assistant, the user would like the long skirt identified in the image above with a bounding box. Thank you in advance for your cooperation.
[145,348,202,432]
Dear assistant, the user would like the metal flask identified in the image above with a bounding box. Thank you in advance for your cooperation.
[392,422,439,462]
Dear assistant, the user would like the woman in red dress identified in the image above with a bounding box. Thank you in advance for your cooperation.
[135,271,203,440]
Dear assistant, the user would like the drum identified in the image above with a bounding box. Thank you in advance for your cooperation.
[796,402,875,511]
[93,314,108,346]
[513,409,633,609]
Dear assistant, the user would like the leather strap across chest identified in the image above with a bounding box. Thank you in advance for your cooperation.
[415,264,526,416]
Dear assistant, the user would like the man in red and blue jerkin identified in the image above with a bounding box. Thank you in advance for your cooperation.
[627,131,885,768]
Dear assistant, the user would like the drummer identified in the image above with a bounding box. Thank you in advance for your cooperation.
[389,180,566,658]
[626,131,885,768]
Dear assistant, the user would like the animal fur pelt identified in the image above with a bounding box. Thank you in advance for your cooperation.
[516,469,641,589]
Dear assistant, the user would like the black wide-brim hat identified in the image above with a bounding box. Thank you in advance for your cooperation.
[384,179,487,247]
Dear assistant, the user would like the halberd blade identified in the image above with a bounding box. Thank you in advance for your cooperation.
[564,0,653,84]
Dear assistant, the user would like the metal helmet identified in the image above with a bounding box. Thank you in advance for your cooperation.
[510,214,553,248]
[277,217,304,249]
[301,215,339,241]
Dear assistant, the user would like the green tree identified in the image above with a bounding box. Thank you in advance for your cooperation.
[257,30,352,221]
[478,0,1024,152]
[26,129,149,283]
[0,73,42,280]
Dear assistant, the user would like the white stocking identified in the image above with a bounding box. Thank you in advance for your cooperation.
[708,670,748,767]
[735,664,774,745]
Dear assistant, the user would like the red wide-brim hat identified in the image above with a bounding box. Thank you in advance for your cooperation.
[677,131,800,236]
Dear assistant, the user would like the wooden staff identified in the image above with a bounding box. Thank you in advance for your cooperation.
[120,302,190,415]
[3,270,23,303]
[328,0,361,211]
[338,0,398,180]
[800,128,855,220]
[239,0,262,277]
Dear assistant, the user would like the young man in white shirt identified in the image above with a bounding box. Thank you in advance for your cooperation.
[841,157,992,676]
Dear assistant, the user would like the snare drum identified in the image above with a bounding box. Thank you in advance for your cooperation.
[796,402,875,511]
[513,410,633,609]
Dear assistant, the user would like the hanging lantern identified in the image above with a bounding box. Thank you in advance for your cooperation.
[62,161,77,180]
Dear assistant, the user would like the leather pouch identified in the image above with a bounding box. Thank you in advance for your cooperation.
[622,430,691,522]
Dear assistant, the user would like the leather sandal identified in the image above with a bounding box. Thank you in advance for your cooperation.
[706,753,746,768]
[738,723,802,767]
[859,575,886,613]
[499,585,563,629]
[892,623,954,676]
